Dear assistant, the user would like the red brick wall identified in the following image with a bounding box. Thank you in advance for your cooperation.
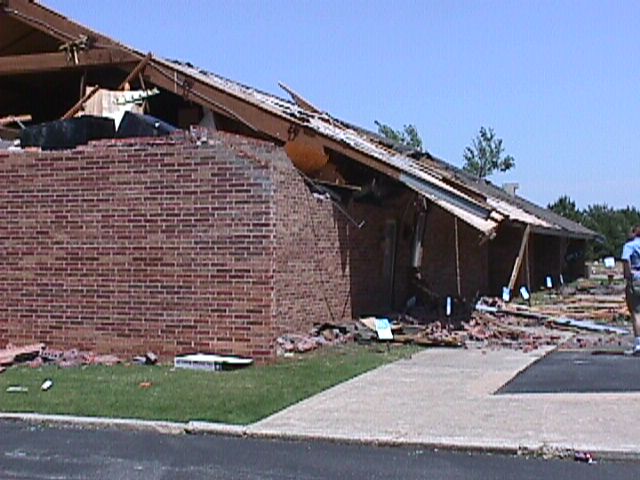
[271,173,419,326]
[271,161,352,335]
[0,133,284,361]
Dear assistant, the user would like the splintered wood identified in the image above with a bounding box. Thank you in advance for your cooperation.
[367,278,629,353]
[0,343,45,367]
[386,313,559,352]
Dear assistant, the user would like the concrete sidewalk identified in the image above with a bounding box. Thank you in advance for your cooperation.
[248,346,640,458]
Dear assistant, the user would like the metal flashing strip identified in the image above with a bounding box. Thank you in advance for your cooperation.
[399,172,491,220]
[399,173,499,235]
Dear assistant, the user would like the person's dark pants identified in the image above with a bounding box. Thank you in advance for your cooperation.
[626,281,640,335]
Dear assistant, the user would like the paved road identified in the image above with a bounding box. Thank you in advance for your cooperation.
[498,351,640,394]
[0,421,638,479]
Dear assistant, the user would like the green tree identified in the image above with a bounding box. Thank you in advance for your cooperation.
[548,195,583,223]
[547,200,640,260]
[462,126,515,179]
[581,204,640,258]
[375,121,423,150]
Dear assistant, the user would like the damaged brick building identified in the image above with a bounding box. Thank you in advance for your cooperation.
[0,0,597,361]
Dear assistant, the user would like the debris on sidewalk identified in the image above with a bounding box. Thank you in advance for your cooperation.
[348,275,631,353]
[388,319,466,348]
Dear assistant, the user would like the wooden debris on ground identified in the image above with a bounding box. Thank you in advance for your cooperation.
[358,276,630,353]
[474,276,631,351]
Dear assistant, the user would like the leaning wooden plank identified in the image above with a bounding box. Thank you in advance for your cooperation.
[118,52,153,90]
[61,85,100,120]
[0,114,31,126]
[507,225,531,291]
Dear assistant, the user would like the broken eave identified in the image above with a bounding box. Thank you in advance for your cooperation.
[5,0,578,241]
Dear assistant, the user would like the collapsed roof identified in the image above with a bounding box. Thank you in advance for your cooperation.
[0,0,597,240]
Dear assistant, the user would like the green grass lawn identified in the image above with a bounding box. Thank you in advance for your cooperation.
[0,344,419,425]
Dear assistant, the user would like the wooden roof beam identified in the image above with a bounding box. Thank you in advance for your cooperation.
[1,0,118,46]
[142,60,293,142]
[0,48,137,75]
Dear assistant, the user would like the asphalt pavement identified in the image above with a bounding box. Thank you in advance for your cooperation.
[498,350,640,394]
[1,421,638,480]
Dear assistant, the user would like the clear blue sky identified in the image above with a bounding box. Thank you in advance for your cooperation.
[46,0,639,209]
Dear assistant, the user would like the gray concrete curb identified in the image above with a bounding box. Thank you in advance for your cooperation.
[2,412,639,462]
[0,413,186,435]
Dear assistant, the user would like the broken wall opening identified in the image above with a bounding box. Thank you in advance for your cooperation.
[529,233,564,290]
[421,204,489,301]
[488,223,525,295]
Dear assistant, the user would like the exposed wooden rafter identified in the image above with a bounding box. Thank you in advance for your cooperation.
[61,84,100,120]
[0,49,136,76]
